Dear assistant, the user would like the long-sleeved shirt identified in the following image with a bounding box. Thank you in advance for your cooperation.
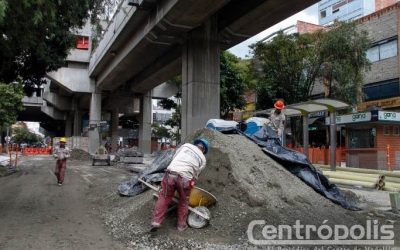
[167,143,206,180]
[269,110,286,137]
[53,146,71,160]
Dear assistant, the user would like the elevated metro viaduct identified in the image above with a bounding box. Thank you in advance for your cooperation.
[87,0,317,154]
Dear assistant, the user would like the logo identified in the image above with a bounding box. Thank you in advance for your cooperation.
[247,220,394,246]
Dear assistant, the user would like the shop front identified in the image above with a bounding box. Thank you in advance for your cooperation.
[331,110,400,170]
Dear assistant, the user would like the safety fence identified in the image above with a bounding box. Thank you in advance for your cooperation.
[22,147,52,156]
[290,147,346,166]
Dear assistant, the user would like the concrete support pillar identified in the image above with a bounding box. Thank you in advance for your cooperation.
[303,114,309,159]
[88,83,102,155]
[111,108,119,153]
[65,114,73,137]
[72,98,81,136]
[138,92,152,154]
[181,16,220,139]
[73,110,81,136]
[330,111,337,171]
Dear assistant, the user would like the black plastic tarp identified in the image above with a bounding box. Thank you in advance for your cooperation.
[243,125,359,210]
[118,149,175,196]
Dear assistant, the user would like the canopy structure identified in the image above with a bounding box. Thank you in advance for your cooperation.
[252,98,350,171]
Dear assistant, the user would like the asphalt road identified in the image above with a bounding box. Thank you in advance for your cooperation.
[0,156,124,250]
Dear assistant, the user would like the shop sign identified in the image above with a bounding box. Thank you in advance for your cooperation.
[325,112,371,125]
[378,111,400,122]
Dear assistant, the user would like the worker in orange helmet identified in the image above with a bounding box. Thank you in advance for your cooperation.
[267,100,286,139]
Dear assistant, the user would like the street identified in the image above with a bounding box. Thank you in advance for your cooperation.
[0,156,125,250]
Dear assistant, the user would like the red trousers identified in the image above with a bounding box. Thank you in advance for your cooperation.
[151,173,193,230]
[55,159,67,184]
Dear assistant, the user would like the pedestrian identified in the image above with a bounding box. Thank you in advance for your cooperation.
[267,99,286,139]
[53,137,71,186]
[150,138,209,232]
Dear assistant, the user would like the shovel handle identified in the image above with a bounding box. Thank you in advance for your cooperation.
[138,178,210,220]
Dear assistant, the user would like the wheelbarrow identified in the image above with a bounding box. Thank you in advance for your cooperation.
[138,178,217,229]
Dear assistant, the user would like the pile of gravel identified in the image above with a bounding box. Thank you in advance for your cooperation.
[70,149,91,161]
[97,128,362,248]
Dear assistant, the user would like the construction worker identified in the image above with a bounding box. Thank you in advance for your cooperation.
[150,138,209,232]
[268,100,286,139]
[53,137,71,186]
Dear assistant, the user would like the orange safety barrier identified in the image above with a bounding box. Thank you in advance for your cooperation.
[23,147,52,156]
[291,147,346,165]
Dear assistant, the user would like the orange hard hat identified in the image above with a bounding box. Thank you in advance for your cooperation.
[274,100,285,110]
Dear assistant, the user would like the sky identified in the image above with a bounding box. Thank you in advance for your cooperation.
[228,3,319,58]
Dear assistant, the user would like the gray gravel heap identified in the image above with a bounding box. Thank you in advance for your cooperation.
[99,128,361,249]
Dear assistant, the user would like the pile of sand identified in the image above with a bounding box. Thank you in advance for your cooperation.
[70,149,91,161]
[98,129,362,248]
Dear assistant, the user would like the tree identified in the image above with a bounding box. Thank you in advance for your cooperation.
[0,83,24,128]
[317,21,370,104]
[0,0,101,95]
[250,31,320,109]
[12,127,42,145]
[159,76,182,144]
[220,51,246,118]
[251,21,370,109]
[151,123,170,140]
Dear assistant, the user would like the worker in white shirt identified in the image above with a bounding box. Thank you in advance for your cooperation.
[268,100,286,140]
[53,137,71,186]
[150,138,209,232]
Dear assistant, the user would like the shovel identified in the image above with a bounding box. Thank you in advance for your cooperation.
[138,178,211,224]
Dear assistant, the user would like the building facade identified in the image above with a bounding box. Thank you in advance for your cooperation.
[319,0,398,25]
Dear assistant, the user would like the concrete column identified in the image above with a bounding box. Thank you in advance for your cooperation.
[138,92,152,154]
[72,97,81,136]
[111,108,119,153]
[65,114,73,137]
[88,83,102,155]
[73,111,81,136]
[181,16,220,139]
[330,111,337,171]
[303,114,309,159]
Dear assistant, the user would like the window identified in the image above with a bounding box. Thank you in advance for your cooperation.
[363,79,400,101]
[320,10,326,18]
[393,126,399,136]
[380,40,397,60]
[366,38,398,62]
[332,8,340,13]
[384,126,390,135]
[348,128,375,148]
[76,36,89,50]
[366,46,379,62]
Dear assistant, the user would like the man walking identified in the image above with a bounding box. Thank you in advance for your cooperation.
[53,137,71,186]
[150,138,209,232]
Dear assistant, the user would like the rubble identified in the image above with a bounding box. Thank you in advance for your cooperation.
[96,128,367,248]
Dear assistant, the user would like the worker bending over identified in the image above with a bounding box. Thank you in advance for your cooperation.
[150,138,209,232]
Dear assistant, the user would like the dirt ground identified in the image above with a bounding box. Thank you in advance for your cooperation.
[0,156,125,250]
[1,133,400,250]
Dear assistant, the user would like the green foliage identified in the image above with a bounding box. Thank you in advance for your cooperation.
[12,127,42,145]
[251,21,370,109]
[0,83,24,127]
[151,123,170,139]
[220,51,246,118]
[0,0,98,93]
[251,31,320,109]
[317,21,371,104]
